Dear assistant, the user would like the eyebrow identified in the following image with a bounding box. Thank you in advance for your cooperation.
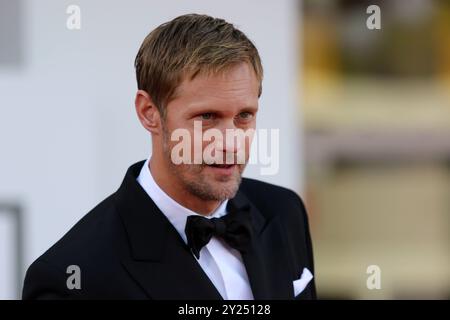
[187,104,258,113]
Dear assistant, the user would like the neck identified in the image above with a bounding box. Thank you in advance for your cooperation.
[148,155,221,216]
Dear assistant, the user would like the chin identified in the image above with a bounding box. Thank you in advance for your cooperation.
[210,180,241,199]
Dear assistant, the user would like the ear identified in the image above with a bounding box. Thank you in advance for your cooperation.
[135,90,162,135]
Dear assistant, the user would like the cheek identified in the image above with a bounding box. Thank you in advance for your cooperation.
[165,117,192,145]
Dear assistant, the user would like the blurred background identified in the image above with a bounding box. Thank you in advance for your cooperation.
[0,0,449,299]
[303,0,450,299]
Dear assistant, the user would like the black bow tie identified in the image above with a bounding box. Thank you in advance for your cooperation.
[185,203,253,259]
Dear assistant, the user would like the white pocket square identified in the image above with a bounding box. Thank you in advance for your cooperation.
[293,267,314,296]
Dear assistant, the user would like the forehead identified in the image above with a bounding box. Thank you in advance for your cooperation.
[170,63,260,111]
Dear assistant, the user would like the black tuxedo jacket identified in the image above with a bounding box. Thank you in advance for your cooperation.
[22,161,316,300]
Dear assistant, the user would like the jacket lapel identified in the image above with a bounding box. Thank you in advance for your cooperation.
[228,191,294,299]
[114,162,223,299]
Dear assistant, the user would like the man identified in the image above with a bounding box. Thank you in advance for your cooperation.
[22,14,316,300]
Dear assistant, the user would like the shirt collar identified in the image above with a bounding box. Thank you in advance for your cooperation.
[136,158,228,244]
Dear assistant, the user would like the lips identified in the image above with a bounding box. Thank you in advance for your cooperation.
[206,163,237,175]
[208,164,234,169]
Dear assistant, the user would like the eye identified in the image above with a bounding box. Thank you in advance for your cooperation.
[238,111,254,120]
[199,113,215,120]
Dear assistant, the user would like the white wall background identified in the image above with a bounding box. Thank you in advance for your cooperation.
[0,0,302,298]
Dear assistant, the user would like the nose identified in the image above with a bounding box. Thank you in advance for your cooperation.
[208,120,251,165]
[214,121,242,154]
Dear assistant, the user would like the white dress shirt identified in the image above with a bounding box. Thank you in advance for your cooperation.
[136,159,254,300]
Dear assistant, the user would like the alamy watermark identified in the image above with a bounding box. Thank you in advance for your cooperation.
[170,121,279,175]
[366,264,381,290]
[66,264,81,290]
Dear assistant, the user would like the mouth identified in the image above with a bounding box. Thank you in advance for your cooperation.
[206,164,237,175]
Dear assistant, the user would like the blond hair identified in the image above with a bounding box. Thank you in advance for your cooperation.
[135,14,263,118]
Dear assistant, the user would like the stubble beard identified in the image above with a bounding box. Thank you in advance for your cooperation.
[162,125,245,202]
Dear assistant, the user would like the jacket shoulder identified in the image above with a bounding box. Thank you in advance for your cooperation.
[22,193,123,299]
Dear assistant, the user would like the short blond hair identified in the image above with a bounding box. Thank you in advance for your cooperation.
[134,14,263,118]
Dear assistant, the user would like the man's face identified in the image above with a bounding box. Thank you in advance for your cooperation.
[161,62,259,202]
